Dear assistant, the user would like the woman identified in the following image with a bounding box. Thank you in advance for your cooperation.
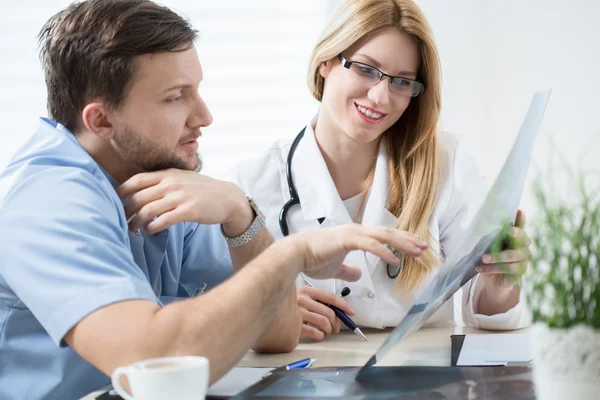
[233,0,531,340]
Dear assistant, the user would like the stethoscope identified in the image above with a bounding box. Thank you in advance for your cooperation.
[278,127,403,279]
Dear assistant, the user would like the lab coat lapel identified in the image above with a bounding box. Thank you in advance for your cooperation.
[361,139,399,273]
[292,122,353,227]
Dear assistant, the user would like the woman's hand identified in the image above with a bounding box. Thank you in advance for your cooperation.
[297,286,354,340]
[477,210,531,315]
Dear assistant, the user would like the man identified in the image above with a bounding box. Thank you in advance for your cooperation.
[0,1,427,399]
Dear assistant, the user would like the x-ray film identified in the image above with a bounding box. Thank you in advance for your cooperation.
[358,90,552,376]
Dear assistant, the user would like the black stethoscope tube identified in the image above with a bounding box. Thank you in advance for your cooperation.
[278,126,401,279]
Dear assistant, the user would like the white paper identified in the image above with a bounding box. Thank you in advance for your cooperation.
[358,90,551,375]
[457,333,532,366]
[208,367,274,397]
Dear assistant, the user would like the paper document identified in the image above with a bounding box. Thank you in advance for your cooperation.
[457,333,532,366]
[208,367,274,397]
[357,90,551,377]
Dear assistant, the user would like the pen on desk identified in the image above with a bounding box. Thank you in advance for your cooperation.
[285,357,317,370]
[263,357,317,378]
[301,274,368,341]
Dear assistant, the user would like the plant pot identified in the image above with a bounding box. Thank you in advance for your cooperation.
[531,323,600,400]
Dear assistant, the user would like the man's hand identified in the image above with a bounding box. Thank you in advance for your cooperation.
[117,169,251,234]
[288,224,428,283]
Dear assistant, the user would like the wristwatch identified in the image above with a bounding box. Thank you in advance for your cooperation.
[220,197,266,247]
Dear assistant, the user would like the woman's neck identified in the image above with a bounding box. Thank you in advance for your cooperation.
[314,112,379,200]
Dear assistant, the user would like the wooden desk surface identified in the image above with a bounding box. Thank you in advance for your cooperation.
[238,326,501,368]
[82,326,521,399]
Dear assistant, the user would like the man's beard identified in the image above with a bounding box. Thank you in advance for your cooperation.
[113,124,202,173]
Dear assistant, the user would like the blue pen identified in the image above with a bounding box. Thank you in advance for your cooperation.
[301,274,368,341]
[285,357,317,370]
[263,357,316,378]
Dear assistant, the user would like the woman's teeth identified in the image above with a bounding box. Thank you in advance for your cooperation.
[357,105,382,119]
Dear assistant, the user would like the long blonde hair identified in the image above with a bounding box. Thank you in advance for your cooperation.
[308,0,442,292]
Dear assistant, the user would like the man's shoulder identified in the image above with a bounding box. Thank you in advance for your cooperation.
[0,162,122,233]
[0,167,124,236]
[2,162,114,203]
[6,118,97,169]
[0,118,117,210]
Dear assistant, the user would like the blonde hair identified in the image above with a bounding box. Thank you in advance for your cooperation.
[308,0,441,292]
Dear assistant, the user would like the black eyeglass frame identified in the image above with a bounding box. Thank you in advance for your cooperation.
[337,54,425,97]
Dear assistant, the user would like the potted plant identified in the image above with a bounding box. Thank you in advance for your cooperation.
[525,166,600,400]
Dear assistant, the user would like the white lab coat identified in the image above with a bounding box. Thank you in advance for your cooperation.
[232,118,531,330]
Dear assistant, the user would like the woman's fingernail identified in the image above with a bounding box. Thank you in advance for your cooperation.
[512,227,519,236]
[482,254,492,263]
[476,267,483,273]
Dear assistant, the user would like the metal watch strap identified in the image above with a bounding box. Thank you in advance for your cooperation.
[220,197,266,247]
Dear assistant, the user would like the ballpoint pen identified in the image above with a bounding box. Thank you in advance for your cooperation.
[263,357,317,377]
[301,274,368,341]
[283,357,317,370]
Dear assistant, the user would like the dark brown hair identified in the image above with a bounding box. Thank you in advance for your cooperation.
[38,0,198,131]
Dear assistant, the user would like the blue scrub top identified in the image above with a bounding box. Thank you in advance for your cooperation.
[0,118,233,400]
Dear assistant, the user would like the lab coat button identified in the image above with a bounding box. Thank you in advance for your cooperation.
[367,292,375,299]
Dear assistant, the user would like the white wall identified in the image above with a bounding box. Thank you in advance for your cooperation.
[485,0,600,212]
[1,1,598,212]
[416,0,600,215]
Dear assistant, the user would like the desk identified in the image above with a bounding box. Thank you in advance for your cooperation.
[81,326,522,399]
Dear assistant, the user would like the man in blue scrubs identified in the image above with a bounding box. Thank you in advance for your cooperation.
[0,1,427,399]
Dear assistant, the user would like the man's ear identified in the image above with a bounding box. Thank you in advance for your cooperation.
[81,102,115,140]
[319,59,333,79]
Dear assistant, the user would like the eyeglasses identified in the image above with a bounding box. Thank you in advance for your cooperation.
[338,54,425,97]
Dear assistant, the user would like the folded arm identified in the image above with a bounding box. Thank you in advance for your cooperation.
[119,170,303,353]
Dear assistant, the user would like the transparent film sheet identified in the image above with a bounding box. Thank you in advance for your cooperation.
[358,90,552,375]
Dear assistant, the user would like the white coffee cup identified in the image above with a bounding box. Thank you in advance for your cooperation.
[111,356,209,400]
